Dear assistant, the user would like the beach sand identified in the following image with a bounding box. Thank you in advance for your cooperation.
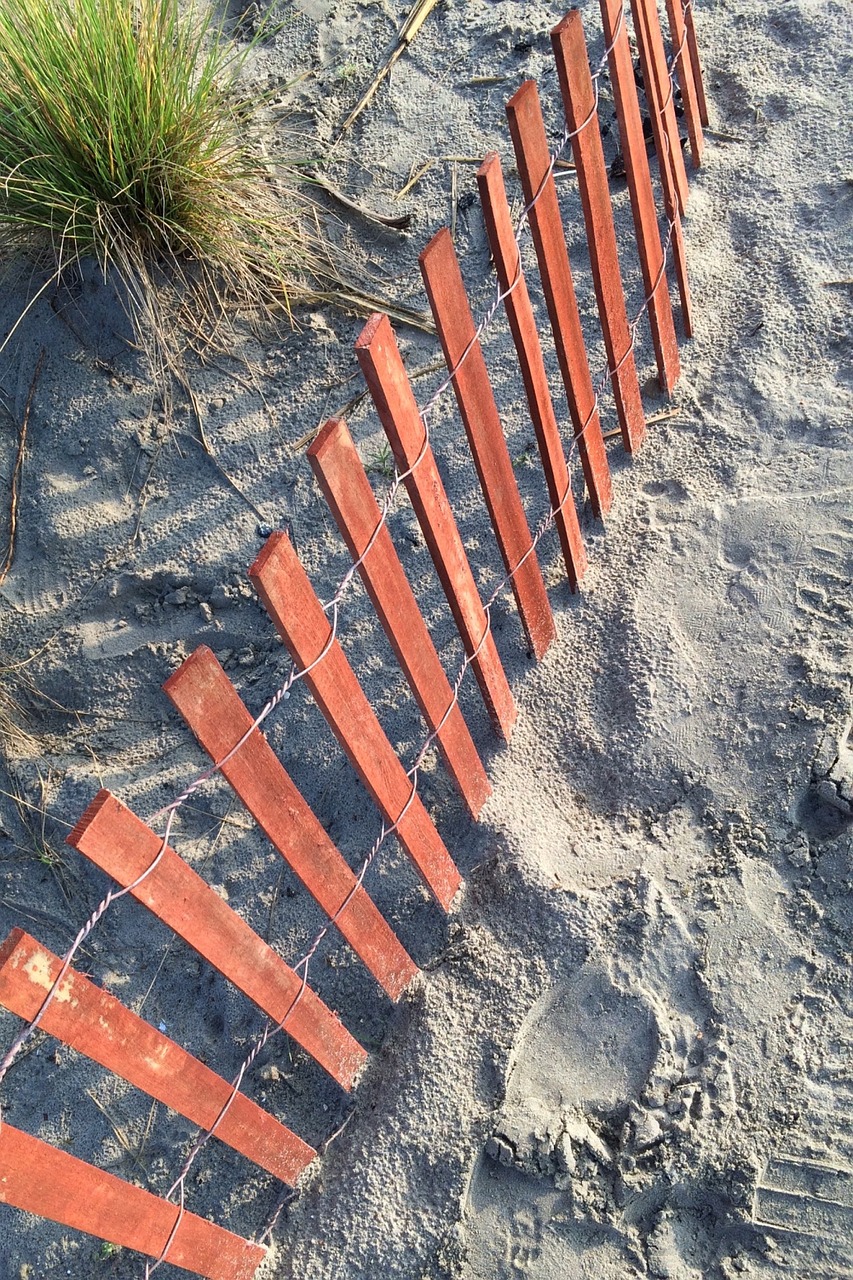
[0,0,851,1276]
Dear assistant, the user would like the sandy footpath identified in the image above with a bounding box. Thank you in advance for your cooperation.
[0,0,851,1277]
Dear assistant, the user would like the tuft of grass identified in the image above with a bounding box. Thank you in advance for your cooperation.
[0,0,317,378]
[365,439,395,478]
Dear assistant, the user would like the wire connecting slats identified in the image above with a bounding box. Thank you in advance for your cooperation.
[0,929,316,1185]
[164,647,420,999]
[420,227,556,659]
[67,790,367,1090]
[476,153,587,591]
[0,1123,267,1280]
[249,529,463,910]
[552,9,658,441]
[506,79,613,516]
[355,312,517,741]
[308,416,492,818]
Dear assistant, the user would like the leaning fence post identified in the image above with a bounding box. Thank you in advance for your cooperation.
[0,929,316,1185]
[664,0,704,166]
[631,0,690,215]
[308,416,492,818]
[628,0,694,334]
[598,0,693,338]
[0,1123,266,1280]
[476,153,587,592]
[551,9,651,446]
[68,790,368,1090]
[682,0,709,127]
[506,79,613,517]
[355,312,517,742]
[419,227,556,659]
[249,530,463,911]
[163,647,419,1000]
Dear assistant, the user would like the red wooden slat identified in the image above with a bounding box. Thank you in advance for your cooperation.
[630,0,694,335]
[0,1123,265,1280]
[599,0,693,339]
[419,228,556,660]
[551,10,650,450]
[477,153,587,592]
[308,417,491,818]
[67,790,367,1091]
[0,929,315,1186]
[506,80,612,518]
[683,0,709,127]
[163,647,419,1000]
[355,312,517,742]
[631,0,690,216]
[664,0,704,167]
[249,531,463,911]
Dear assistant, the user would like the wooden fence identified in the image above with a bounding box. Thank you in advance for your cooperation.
[0,4,708,1275]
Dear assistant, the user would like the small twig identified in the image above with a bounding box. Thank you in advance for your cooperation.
[0,348,44,589]
[645,406,683,424]
[289,358,445,453]
[395,157,436,200]
[822,278,853,287]
[190,434,267,523]
[319,1107,356,1155]
[450,161,458,241]
[175,377,267,522]
[131,442,166,543]
[338,0,441,136]
[309,172,412,230]
[409,358,448,381]
[0,896,73,935]
[705,127,744,143]
[304,287,435,334]
[467,75,506,86]
[87,1091,151,1183]
[290,389,369,453]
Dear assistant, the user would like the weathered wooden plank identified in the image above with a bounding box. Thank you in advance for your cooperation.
[683,0,709,126]
[664,0,704,167]
[67,790,367,1091]
[419,228,556,658]
[551,10,650,449]
[597,0,684,382]
[0,1123,265,1280]
[506,79,613,517]
[163,647,419,999]
[477,153,587,592]
[631,0,690,215]
[355,312,517,741]
[0,929,315,1185]
[249,531,463,911]
[308,416,491,818]
[630,0,694,333]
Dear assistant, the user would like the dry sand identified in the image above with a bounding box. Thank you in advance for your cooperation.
[0,0,851,1277]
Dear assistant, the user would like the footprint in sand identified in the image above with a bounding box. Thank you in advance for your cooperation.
[460,875,740,1279]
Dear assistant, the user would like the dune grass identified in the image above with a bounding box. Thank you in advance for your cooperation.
[0,0,315,375]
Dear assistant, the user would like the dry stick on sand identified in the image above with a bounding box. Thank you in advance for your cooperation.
[309,172,412,230]
[0,348,44,590]
[450,162,458,241]
[289,358,446,453]
[396,158,436,200]
[602,407,683,438]
[338,0,441,136]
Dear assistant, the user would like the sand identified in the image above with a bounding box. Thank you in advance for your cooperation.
[0,0,851,1276]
